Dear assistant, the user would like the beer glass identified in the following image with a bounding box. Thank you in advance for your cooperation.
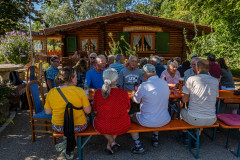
[179,77,184,92]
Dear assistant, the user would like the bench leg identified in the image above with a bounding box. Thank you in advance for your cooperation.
[77,136,83,160]
[186,129,200,159]
[237,132,240,157]
[226,129,231,148]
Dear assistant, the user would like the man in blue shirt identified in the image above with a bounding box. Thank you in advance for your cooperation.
[86,55,106,89]
[46,56,59,89]
[109,54,125,74]
[150,56,165,77]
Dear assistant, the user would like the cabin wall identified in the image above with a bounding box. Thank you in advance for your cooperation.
[59,19,194,61]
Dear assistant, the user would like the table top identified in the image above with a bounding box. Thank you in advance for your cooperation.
[0,64,24,72]
[87,89,184,101]
[218,90,240,99]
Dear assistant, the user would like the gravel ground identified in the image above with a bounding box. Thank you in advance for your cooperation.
[0,109,239,160]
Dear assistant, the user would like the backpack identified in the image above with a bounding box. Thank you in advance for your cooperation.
[9,71,23,85]
[56,88,83,155]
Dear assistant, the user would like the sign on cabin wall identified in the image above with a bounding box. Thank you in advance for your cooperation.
[123,26,163,32]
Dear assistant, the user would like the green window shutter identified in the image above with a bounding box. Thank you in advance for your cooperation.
[156,32,169,53]
[117,32,129,53]
[66,36,77,52]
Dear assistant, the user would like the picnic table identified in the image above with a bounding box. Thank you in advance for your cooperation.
[217,90,240,113]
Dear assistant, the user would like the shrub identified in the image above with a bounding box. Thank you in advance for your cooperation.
[0,31,33,65]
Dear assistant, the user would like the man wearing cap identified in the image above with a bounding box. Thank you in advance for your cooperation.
[46,56,60,90]
[130,64,171,154]
[88,52,97,69]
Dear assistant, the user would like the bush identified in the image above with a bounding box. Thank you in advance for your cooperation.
[0,82,13,104]
[0,31,33,65]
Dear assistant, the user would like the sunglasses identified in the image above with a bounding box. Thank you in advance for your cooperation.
[90,57,95,59]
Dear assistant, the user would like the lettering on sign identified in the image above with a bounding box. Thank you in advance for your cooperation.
[123,26,163,32]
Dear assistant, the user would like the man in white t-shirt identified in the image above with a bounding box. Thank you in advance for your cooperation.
[130,64,171,154]
[181,59,219,126]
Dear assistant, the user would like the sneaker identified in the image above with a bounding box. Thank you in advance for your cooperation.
[131,145,145,154]
[151,137,159,147]
[62,149,74,160]
[55,139,67,152]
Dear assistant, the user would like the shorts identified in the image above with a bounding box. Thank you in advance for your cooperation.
[52,123,88,133]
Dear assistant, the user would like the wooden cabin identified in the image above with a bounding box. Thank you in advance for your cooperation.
[34,10,213,62]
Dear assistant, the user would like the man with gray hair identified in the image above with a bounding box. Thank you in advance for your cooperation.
[106,54,115,68]
[118,55,145,90]
[184,57,201,82]
[150,56,165,77]
[109,54,125,74]
[130,64,171,153]
[86,55,106,89]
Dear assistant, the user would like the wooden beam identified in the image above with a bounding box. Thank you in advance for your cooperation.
[100,24,106,55]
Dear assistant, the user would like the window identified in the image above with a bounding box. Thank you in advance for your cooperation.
[79,37,98,52]
[131,33,155,53]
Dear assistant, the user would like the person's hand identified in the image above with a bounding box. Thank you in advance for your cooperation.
[131,90,136,95]
[175,83,180,88]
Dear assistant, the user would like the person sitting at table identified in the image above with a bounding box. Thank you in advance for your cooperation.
[184,57,201,83]
[106,54,114,68]
[207,53,221,80]
[72,50,79,58]
[118,55,145,91]
[139,57,148,69]
[159,56,167,69]
[46,56,60,90]
[181,59,219,126]
[150,56,165,78]
[86,55,106,89]
[88,52,97,70]
[118,55,145,114]
[160,59,180,86]
[73,59,88,88]
[216,58,235,90]
[130,64,171,153]
[178,60,191,77]
[109,54,125,75]
[93,68,131,154]
[44,66,91,159]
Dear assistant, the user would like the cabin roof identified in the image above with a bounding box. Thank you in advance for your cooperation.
[39,10,213,35]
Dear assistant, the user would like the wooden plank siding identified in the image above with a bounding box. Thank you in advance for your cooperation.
[61,19,194,61]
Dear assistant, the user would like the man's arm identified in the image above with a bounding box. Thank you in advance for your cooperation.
[46,79,53,89]
[182,94,190,103]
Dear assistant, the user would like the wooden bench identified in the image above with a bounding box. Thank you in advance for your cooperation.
[217,120,240,157]
[53,120,219,159]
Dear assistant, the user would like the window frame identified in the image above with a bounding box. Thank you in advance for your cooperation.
[131,33,155,53]
[79,37,98,52]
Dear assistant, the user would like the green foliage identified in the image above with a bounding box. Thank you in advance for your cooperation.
[43,2,78,27]
[135,0,240,69]
[0,81,13,104]
[35,61,50,72]
[0,31,32,65]
[107,32,122,56]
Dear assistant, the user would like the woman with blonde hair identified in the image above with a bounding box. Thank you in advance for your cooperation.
[93,68,131,154]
